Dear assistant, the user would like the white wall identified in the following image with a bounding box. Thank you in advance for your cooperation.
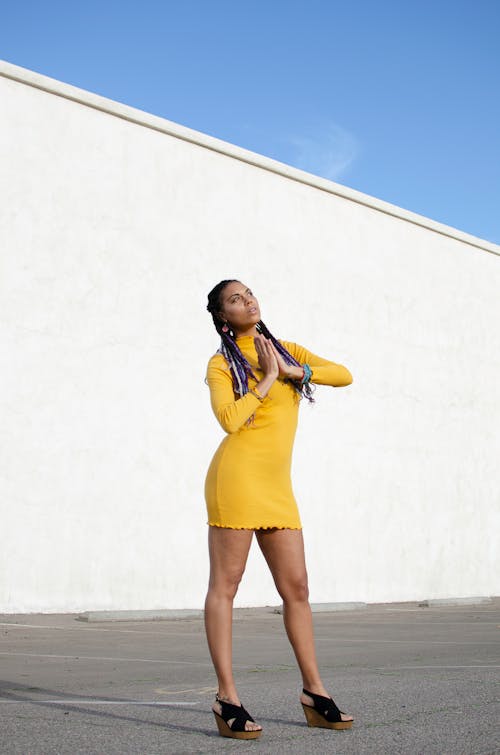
[1,60,499,613]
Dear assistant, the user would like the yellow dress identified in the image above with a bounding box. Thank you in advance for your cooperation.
[204,335,353,530]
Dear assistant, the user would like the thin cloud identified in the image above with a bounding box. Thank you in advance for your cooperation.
[287,123,358,181]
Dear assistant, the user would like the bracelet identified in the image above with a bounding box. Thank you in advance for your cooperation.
[249,387,264,402]
[301,364,312,385]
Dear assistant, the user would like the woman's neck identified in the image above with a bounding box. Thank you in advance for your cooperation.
[235,326,259,338]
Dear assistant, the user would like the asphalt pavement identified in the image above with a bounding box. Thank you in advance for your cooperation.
[0,600,499,754]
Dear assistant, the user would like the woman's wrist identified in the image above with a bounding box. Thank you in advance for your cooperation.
[249,387,264,402]
[286,366,305,381]
[255,373,276,398]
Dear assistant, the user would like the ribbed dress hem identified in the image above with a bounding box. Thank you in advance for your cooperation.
[208,521,302,531]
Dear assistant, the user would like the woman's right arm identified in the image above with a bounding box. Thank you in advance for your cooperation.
[205,358,270,434]
[206,337,279,434]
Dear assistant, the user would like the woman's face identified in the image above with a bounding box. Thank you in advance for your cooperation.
[218,281,261,334]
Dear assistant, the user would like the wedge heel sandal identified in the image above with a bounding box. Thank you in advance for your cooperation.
[301,688,353,730]
[212,695,262,740]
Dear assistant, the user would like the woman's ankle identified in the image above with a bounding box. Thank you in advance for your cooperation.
[302,680,329,697]
[216,686,240,705]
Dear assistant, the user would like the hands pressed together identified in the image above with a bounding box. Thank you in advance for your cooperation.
[254,333,302,381]
[254,333,279,378]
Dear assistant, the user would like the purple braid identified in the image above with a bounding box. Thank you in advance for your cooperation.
[206,280,316,412]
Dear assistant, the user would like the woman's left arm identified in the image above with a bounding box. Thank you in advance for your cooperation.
[279,340,353,387]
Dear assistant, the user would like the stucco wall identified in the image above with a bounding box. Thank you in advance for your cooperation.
[1,60,499,613]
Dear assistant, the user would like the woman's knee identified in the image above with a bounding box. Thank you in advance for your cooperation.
[209,568,245,600]
[278,573,309,603]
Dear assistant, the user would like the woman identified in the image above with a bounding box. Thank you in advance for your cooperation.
[204,279,354,740]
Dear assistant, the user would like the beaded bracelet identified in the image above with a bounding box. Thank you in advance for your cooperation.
[301,363,312,385]
[249,387,264,402]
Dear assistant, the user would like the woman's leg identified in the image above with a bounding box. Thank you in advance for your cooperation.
[255,528,353,721]
[204,526,261,731]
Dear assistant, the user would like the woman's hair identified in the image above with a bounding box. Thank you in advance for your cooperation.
[206,279,315,406]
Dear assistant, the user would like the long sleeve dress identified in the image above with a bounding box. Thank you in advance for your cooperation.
[204,334,353,530]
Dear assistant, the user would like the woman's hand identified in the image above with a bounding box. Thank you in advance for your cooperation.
[254,334,279,378]
[267,340,304,381]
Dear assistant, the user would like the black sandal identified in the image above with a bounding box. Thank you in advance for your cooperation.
[301,688,353,730]
[213,694,262,740]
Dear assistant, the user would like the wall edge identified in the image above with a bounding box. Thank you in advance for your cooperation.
[1,57,499,257]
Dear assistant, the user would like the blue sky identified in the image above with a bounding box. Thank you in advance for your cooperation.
[2,0,499,244]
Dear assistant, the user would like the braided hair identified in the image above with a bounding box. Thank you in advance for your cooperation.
[206,280,316,407]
